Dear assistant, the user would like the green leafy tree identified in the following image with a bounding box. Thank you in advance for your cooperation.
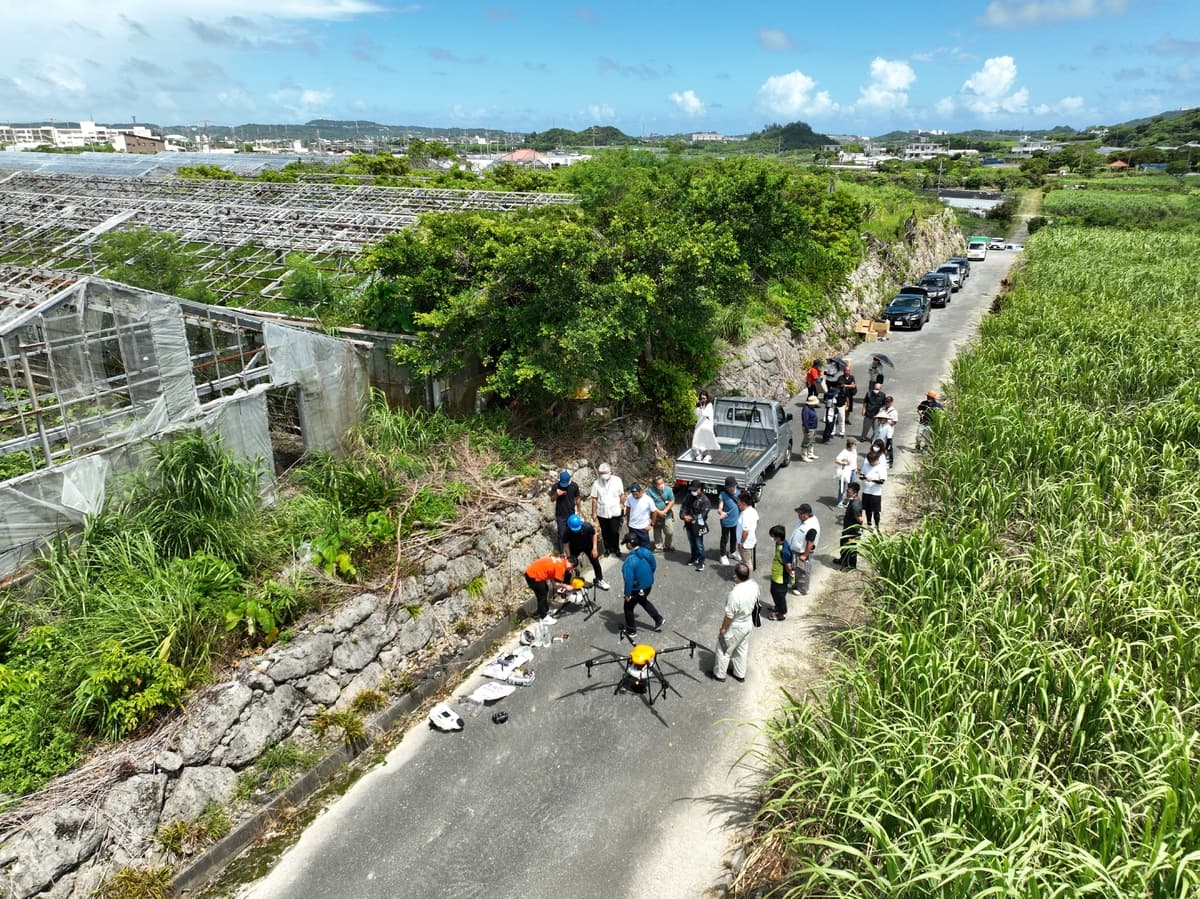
[96,228,203,296]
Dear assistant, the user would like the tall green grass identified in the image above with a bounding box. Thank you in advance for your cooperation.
[753,224,1200,896]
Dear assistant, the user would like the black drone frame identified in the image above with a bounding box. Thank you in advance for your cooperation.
[577,630,698,706]
[557,578,601,620]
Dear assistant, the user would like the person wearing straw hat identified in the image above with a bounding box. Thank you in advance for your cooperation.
[800,394,820,461]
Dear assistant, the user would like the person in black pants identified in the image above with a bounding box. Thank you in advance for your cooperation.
[838,363,858,424]
[562,514,610,591]
[620,533,662,636]
[838,482,865,569]
[549,469,581,549]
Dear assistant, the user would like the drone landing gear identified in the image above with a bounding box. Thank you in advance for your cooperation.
[579,633,697,708]
[614,643,674,706]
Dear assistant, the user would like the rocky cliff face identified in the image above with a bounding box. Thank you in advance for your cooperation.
[709,209,963,401]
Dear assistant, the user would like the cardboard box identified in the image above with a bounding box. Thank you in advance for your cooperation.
[854,318,873,336]
[871,320,890,337]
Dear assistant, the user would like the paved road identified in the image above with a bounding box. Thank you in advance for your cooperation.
[240,248,1020,899]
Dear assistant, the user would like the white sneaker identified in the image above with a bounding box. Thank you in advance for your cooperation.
[720,554,730,566]
[541,614,557,624]
[732,552,743,562]
[596,578,610,591]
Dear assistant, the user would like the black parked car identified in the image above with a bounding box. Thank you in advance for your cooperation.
[884,287,931,331]
[919,271,953,307]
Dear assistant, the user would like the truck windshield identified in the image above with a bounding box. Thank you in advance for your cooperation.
[725,407,763,423]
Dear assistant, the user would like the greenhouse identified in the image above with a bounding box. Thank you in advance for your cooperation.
[0,170,575,301]
[0,263,369,576]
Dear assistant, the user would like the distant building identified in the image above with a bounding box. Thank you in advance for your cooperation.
[690,132,725,142]
[903,141,949,160]
[1009,136,1064,158]
[114,131,166,154]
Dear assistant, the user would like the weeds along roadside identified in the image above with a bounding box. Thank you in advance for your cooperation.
[0,394,539,799]
[743,224,1200,897]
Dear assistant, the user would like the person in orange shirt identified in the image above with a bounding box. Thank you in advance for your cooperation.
[524,552,575,623]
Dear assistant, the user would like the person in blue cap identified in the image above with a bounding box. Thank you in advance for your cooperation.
[561,513,610,590]
[549,469,581,550]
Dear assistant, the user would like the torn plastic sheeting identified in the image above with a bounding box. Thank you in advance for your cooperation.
[196,386,275,483]
[0,453,110,571]
[263,321,368,454]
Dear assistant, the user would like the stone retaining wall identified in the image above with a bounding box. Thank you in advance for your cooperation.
[0,502,553,899]
[0,209,964,898]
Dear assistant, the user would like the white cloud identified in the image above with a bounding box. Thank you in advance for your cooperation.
[756,70,837,117]
[270,85,332,116]
[959,55,1030,115]
[669,89,705,116]
[935,96,956,117]
[856,57,916,111]
[214,87,257,111]
[962,56,1017,98]
[1034,95,1085,114]
[757,28,792,51]
[982,0,1126,27]
[586,103,615,120]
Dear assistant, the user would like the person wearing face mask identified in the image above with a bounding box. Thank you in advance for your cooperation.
[679,479,712,571]
[590,462,625,559]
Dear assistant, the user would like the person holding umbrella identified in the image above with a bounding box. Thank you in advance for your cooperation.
[868,353,893,388]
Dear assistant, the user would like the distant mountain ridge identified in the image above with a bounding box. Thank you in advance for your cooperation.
[869,108,1199,148]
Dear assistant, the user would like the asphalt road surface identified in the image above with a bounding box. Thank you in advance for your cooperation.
[240,247,1020,899]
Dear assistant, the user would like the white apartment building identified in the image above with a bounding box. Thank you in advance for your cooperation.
[903,141,950,160]
[0,120,159,151]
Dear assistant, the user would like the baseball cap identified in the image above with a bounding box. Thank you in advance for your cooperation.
[629,483,643,493]
[558,470,571,487]
[598,462,611,474]
[795,503,812,515]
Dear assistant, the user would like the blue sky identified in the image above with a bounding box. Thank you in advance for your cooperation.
[1,0,1195,135]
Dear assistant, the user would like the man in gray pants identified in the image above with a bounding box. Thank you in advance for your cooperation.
[710,563,760,682]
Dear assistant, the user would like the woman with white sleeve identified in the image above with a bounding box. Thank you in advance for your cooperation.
[834,437,858,508]
[692,389,719,456]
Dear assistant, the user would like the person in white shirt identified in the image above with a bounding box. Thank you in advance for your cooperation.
[788,504,821,596]
[834,437,858,508]
[736,493,759,570]
[590,462,625,558]
[623,482,656,550]
[710,563,760,682]
[859,448,888,528]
